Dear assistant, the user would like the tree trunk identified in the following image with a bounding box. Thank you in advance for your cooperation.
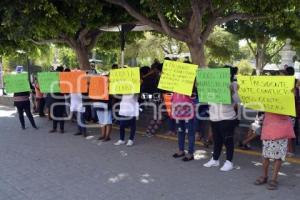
[256,49,265,75]
[187,43,206,67]
[74,46,90,70]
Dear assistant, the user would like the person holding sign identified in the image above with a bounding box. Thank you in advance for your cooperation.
[49,66,66,134]
[171,92,196,162]
[114,94,139,146]
[254,71,296,190]
[14,90,38,130]
[203,66,238,172]
[254,112,295,190]
[11,71,38,130]
[91,75,113,142]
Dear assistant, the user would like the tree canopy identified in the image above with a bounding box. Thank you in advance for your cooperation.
[0,0,134,69]
[105,0,294,66]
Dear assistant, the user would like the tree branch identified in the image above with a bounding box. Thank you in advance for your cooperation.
[78,27,89,42]
[188,0,202,37]
[28,38,66,45]
[268,43,285,61]
[86,30,103,51]
[215,13,265,25]
[201,15,217,43]
[105,0,187,41]
[246,38,256,56]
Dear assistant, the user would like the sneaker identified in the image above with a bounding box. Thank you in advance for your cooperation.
[220,160,234,172]
[126,140,134,146]
[203,158,220,168]
[114,140,126,146]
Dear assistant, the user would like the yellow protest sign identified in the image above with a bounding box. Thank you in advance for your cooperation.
[109,67,140,94]
[237,75,296,116]
[158,60,198,96]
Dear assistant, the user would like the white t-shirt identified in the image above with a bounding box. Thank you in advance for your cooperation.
[209,103,236,121]
[119,95,139,117]
[70,93,85,113]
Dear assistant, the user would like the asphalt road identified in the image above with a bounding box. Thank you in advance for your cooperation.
[0,105,299,200]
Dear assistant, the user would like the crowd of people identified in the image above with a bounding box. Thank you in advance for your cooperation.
[10,58,299,190]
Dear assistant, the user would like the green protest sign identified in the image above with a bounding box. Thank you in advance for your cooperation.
[37,72,61,93]
[196,68,231,104]
[4,73,30,93]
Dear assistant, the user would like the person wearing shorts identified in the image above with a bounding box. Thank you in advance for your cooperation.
[94,98,113,141]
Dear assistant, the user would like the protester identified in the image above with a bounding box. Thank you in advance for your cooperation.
[114,94,139,146]
[14,90,38,130]
[203,66,238,171]
[254,112,295,190]
[71,93,87,137]
[142,62,163,137]
[172,92,195,162]
[49,66,66,134]
[33,78,45,117]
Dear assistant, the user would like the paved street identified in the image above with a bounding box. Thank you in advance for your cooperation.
[0,104,300,200]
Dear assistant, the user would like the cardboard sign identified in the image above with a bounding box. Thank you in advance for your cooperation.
[59,71,88,93]
[158,60,197,96]
[88,76,109,100]
[37,72,61,93]
[109,68,140,94]
[197,68,231,104]
[3,73,30,93]
[237,75,296,116]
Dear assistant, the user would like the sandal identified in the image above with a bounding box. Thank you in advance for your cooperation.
[267,180,278,190]
[103,137,111,142]
[182,155,194,162]
[254,176,268,185]
[172,153,185,158]
[98,136,105,140]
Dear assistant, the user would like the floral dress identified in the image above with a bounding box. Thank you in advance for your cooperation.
[261,113,295,160]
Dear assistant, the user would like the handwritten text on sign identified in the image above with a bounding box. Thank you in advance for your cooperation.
[109,68,140,94]
[158,60,198,96]
[237,76,296,116]
[197,68,231,104]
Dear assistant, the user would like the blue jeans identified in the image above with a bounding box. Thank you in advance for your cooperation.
[168,118,176,132]
[176,119,195,154]
[75,111,86,134]
[119,116,136,141]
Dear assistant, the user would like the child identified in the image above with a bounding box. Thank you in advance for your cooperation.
[254,112,295,190]
[114,94,139,146]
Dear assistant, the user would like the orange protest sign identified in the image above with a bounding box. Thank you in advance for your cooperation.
[88,76,109,100]
[163,93,173,118]
[59,71,88,93]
